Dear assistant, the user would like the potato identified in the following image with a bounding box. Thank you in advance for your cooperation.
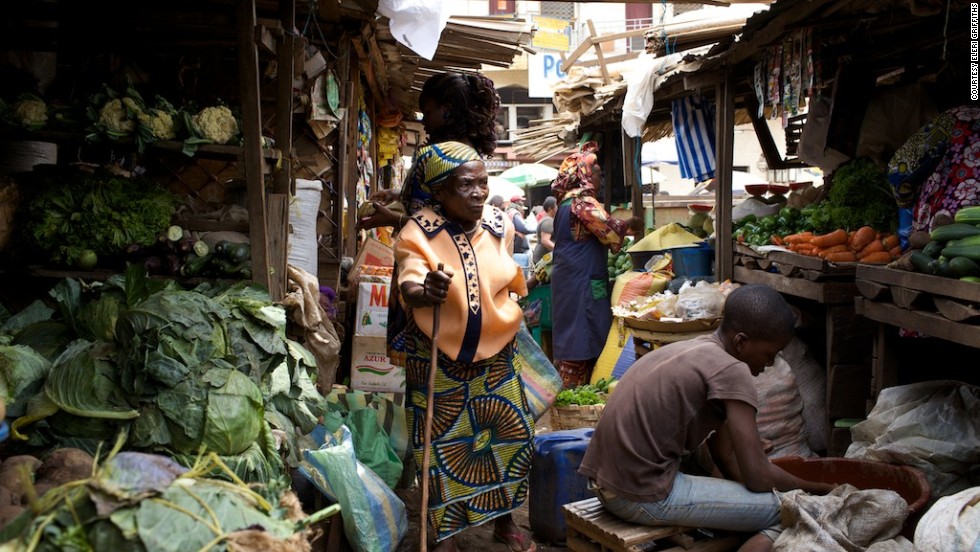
[35,448,94,486]
[0,470,29,504]
[0,486,15,507]
[0,504,25,528]
[2,456,41,474]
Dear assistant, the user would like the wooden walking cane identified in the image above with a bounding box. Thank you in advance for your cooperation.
[419,263,444,552]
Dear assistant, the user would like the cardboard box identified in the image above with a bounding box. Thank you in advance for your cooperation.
[351,237,394,274]
[355,277,390,337]
[351,336,405,393]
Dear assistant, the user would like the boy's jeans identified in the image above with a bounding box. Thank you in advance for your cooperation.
[593,472,781,538]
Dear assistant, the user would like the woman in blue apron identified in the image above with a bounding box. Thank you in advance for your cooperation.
[550,141,642,388]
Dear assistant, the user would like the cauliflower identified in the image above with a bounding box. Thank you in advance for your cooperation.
[192,106,238,144]
[138,109,176,140]
[98,99,135,135]
[11,97,48,129]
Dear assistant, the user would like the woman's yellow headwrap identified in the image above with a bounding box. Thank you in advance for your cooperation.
[410,141,482,200]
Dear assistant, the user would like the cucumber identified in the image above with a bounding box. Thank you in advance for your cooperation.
[946,234,980,249]
[941,245,980,262]
[910,250,936,274]
[180,252,212,277]
[953,206,980,225]
[930,257,951,277]
[922,241,943,258]
[948,256,980,278]
[929,223,980,242]
[226,242,251,262]
[167,225,185,243]
[192,240,210,257]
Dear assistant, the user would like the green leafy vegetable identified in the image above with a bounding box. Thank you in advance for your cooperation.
[19,167,177,267]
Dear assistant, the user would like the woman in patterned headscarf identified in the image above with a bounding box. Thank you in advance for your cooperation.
[550,141,643,388]
[394,141,537,552]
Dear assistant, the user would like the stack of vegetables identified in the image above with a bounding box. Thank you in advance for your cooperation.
[607,237,633,279]
[732,158,900,263]
[554,378,617,407]
[905,207,980,281]
[0,449,336,551]
[780,226,900,264]
[0,266,327,490]
[17,167,177,270]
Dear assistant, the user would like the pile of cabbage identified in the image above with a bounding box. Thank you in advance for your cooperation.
[0,266,327,489]
[0,450,336,552]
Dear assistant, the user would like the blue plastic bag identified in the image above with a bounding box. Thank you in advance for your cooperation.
[300,425,408,552]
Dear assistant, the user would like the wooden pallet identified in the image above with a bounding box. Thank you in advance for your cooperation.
[563,497,740,552]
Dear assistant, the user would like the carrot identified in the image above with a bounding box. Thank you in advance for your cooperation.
[881,234,900,250]
[810,229,848,249]
[857,239,886,258]
[783,231,813,245]
[818,244,850,258]
[888,245,902,258]
[808,246,824,257]
[825,251,858,263]
[860,251,893,264]
[849,226,876,252]
[771,234,784,246]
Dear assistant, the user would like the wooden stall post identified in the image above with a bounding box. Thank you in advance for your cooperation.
[238,0,273,296]
[714,72,734,282]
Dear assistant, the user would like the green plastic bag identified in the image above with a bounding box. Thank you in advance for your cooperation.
[346,408,403,489]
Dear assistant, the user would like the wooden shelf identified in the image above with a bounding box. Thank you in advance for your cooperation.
[855,297,980,349]
[1,131,282,162]
[733,265,859,304]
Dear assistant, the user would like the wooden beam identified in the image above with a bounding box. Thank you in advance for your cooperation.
[622,131,644,220]
[746,93,808,170]
[255,24,278,55]
[267,193,289,300]
[586,20,610,85]
[567,51,641,69]
[715,72,734,283]
[274,0,295,196]
[238,0,272,295]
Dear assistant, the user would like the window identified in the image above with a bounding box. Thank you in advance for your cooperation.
[540,1,573,20]
[625,4,653,53]
[495,103,553,143]
[489,0,515,16]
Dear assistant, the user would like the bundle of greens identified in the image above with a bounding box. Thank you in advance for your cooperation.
[18,167,178,267]
[6,267,327,487]
[808,158,898,233]
[0,449,337,552]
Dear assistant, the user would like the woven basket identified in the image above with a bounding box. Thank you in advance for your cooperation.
[0,178,19,252]
[550,403,605,430]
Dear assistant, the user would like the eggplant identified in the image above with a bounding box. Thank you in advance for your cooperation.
[144,256,163,274]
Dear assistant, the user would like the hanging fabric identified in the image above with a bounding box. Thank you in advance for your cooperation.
[671,94,717,183]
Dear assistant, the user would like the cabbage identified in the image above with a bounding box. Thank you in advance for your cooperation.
[0,344,52,417]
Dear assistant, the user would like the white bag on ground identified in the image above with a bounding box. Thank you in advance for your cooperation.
[845,381,980,501]
[913,485,980,551]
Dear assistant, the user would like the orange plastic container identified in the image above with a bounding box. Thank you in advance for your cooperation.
[773,456,930,537]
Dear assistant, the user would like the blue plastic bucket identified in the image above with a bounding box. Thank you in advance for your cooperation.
[671,243,714,279]
[529,428,595,543]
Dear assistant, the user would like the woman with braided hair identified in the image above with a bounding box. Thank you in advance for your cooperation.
[356,71,501,230]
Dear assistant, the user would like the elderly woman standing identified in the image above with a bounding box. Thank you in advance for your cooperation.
[550,141,642,388]
[394,141,537,552]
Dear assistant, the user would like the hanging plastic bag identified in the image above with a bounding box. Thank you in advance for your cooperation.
[300,425,408,552]
[513,322,562,421]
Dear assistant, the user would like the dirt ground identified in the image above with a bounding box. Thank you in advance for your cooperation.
[323,410,570,552]
[393,485,568,552]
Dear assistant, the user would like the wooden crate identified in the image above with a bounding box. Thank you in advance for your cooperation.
[563,497,740,552]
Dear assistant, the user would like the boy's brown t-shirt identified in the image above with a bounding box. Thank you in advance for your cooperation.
[579,333,758,503]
